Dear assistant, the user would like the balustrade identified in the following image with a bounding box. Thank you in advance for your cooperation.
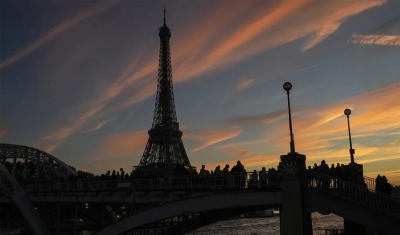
[14,172,281,193]
[306,170,400,217]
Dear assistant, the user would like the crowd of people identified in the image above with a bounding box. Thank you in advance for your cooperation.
[3,158,394,195]
[77,159,395,195]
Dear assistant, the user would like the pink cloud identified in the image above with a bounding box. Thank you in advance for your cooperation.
[185,126,243,152]
[92,130,148,161]
[236,77,255,90]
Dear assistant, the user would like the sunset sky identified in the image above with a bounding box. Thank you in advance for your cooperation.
[1,0,400,184]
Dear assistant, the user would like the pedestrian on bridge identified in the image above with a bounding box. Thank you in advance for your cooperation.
[259,167,267,187]
[318,160,330,190]
[231,161,246,188]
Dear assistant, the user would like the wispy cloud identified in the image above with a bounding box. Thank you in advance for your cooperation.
[185,126,243,152]
[0,1,122,70]
[300,0,386,51]
[236,77,255,90]
[41,105,104,153]
[82,119,112,133]
[228,110,287,126]
[216,81,400,170]
[348,33,400,46]
[34,0,388,152]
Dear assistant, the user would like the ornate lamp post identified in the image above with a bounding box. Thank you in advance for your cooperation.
[283,82,295,153]
[344,108,355,164]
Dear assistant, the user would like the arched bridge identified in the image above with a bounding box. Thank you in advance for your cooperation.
[2,171,398,234]
[0,143,78,235]
[1,144,399,234]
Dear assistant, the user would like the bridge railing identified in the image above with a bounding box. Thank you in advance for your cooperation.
[130,172,281,190]
[362,175,398,192]
[16,172,282,193]
[21,180,120,193]
[306,170,400,217]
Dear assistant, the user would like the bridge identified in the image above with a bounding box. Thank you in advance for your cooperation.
[1,143,399,235]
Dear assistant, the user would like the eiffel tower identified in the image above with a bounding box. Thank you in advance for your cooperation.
[138,10,191,169]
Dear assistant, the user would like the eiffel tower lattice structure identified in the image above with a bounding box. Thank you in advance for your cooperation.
[138,11,191,169]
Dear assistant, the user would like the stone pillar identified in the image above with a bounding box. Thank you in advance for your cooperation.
[343,163,366,235]
[279,152,313,235]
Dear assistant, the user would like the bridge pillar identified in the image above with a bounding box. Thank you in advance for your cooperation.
[343,163,367,235]
[279,152,312,235]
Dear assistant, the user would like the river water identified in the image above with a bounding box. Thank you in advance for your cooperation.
[189,213,343,235]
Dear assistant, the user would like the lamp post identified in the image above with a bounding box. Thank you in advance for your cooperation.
[283,82,295,153]
[344,108,355,164]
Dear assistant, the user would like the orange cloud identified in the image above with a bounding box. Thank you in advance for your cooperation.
[216,81,400,173]
[220,144,280,167]
[348,34,400,47]
[107,0,384,114]
[36,0,388,151]
[236,77,255,90]
[300,0,386,51]
[92,130,148,161]
[228,110,287,126]
[0,1,122,70]
[185,126,243,152]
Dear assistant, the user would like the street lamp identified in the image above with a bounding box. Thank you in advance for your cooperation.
[344,108,355,164]
[283,82,295,153]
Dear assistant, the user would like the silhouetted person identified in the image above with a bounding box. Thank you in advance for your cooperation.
[251,170,258,188]
[199,165,207,177]
[312,163,319,187]
[380,176,393,195]
[336,164,343,189]
[307,166,313,187]
[376,174,382,192]
[214,166,221,174]
[231,161,246,188]
[259,167,267,187]
[318,160,330,190]
[223,164,230,173]
[330,164,336,188]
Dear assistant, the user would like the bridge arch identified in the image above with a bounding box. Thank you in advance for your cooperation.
[94,191,282,235]
[0,163,51,235]
[0,143,77,180]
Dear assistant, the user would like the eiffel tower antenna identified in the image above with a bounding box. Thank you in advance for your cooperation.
[138,10,191,168]
[164,7,166,25]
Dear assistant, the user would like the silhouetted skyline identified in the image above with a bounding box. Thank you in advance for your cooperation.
[1,0,400,183]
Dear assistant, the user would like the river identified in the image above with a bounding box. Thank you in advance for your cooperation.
[188,213,343,235]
